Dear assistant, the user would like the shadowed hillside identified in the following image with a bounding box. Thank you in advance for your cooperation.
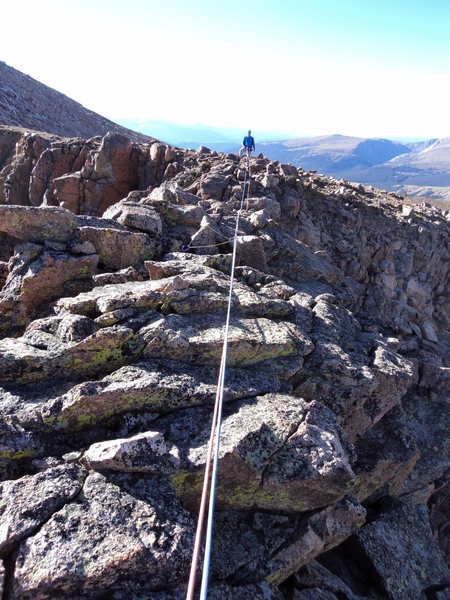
[0,61,153,143]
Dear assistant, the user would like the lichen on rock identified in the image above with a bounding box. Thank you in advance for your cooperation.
[0,126,448,599]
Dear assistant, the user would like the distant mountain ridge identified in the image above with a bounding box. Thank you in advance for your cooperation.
[250,134,450,205]
[0,61,152,142]
[259,135,412,172]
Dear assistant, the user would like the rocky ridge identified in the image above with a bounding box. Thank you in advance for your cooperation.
[0,127,449,599]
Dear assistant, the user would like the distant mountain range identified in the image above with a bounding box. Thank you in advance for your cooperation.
[256,135,450,204]
[199,134,450,205]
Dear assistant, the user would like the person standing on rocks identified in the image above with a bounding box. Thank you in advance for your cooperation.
[239,130,255,157]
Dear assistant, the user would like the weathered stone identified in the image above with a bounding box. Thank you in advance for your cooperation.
[422,319,438,343]
[71,132,140,215]
[267,497,366,585]
[0,246,98,335]
[142,313,311,367]
[353,502,450,599]
[237,235,268,271]
[270,231,342,285]
[293,589,338,599]
[429,479,450,564]
[261,172,280,189]
[92,266,146,286]
[69,239,97,255]
[399,387,450,496]
[295,298,417,440]
[0,134,51,206]
[166,394,355,512]
[55,269,293,320]
[145,252,232,280]
[199,173,231,200]
[336,239,349,253]
[83,430,180,474]
[103,201,163,236]
[248,196,281,222]
[294,561,366,600]
[0,464,85,556]
[164,147,177,162]
[0,205,77,242]
[42,359,280,430]
[12,472,194,598]
[353,405,419,501]
[0,419,40,464]
[27,140,89,208]
[189,224,219,255]
[419,362,450,403]
[208,582,283,599]
[77,223,156,269]
[0,261,8,289]
[402,204,414,217]
[163,203,204,227]
[0,316,143,384]
[210,496,365,587]
[53,172,82,213]
[365,341,418,428]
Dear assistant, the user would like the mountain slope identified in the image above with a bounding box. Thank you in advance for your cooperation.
[0,61,152,142]
[391,136,450,169]
[259,134,412,172]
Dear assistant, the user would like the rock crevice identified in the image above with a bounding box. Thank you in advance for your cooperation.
[0,128,448,599]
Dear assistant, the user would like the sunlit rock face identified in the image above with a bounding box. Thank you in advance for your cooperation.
[0,127,449,599]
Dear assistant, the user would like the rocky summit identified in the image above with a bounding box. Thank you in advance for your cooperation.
[0,126,449,600]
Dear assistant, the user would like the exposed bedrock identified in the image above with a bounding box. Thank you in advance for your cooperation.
[0,129,448,599]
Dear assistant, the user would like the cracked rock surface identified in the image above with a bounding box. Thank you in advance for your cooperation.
[0,127,449,599]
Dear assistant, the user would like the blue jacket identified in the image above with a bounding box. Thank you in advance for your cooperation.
[243,135,255,149]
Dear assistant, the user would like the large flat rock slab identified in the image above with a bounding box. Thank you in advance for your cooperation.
[41,359,281,430]
[164,394,355,512]
[0,205,77,242]
[142,313,313,367]
[55,268,293,320]
[0,316,144,384]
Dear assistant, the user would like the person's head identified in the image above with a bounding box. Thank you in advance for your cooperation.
[248,130,251,136]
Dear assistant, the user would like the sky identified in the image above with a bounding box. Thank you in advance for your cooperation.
[1,0,449,139]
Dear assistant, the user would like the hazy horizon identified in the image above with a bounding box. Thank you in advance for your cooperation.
[115,117,434,145]
[2,1,449,139]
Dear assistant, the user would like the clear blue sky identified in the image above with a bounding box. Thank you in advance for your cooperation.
[2,0,449,138]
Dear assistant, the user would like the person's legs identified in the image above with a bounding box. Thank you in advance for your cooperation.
[239,146,252,158]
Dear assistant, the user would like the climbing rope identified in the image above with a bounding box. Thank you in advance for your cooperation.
[185,151,250,600]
